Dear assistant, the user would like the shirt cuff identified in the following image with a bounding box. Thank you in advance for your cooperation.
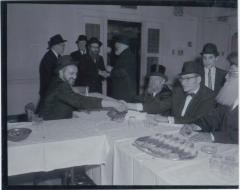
[127,103,143,111]
[192,124,202,131]
[210,132,215,142]
[167,116,175,124]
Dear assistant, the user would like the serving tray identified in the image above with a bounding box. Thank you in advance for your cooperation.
[133,133,198,160]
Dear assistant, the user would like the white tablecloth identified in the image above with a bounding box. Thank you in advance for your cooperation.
[8,116,110,176]
[8,110,239,186]
[113,138,239,185]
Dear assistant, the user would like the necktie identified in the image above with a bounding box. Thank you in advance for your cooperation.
[181,94,193,116]
[208,68,212,90]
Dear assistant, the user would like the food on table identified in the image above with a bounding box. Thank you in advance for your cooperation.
[133,133,198,160]
[8,128,32,142]
[107,109,127,121]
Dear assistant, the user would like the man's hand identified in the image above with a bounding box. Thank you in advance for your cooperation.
[106,65,113,73]
[153,114,169,123]
[98,70,110,78]
[101,100,127,113]
[179,124,194,137]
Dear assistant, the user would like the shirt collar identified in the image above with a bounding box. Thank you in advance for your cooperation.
[51,49,59,58]
[232,99,238,110]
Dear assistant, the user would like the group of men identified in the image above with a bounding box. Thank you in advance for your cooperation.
[37,33,238,145]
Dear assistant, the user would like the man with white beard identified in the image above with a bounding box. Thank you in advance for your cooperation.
[180,52,238,144]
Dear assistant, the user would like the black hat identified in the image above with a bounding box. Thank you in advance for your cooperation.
[180,61,201,76]
[227,51,238,66]
[148,65,168,81]
[200,43,219,56]
[75,35,87,43]
[87,37,102,47]
[48,34,67,49]
[115,35,130,45]
[56,55,78,72]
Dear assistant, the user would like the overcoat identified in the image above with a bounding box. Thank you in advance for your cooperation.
[110,48,137,101]
[39,50,59,99]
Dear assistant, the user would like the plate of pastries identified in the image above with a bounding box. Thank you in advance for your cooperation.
[133,133,198,160]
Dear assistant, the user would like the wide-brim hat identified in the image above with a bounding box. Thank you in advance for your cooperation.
[55,55,78,72]
[48,34,67,49]
[75,35,87,43]
[200,43,219,56]
[148,72,168,81]
[114,35,130,45]
[87,37,102,47]
[147,64,168,81]
[180,61,201,76]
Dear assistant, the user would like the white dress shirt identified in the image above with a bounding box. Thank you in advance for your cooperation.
[168,87,200,124]
[204,67,216,91]
[51,49,59,59]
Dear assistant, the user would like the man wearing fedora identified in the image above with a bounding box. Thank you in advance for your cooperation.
[109,35,137,101]
[39,55,126,120]
[125,61,216,124]
[131,66,172,107]
[37,34,67,113]
[180,52,238,144]
[198,43,227,94]
[76,37,108,93]
[70,35,88,86]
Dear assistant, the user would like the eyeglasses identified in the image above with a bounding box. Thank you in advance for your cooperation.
[179,76,198,82]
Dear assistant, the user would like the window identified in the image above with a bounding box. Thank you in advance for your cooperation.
[85,23,100,39]
[147,28,160,53]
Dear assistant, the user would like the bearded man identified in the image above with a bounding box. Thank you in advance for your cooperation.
[180,52,238,144]
[131,70,172,108]
[39,55,126,120]
[76,37,109,93]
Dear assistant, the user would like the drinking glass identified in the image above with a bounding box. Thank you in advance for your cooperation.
[128,116,137,128]
[32,114,44,127]
[209,154,223,173]
[220,155,238,177]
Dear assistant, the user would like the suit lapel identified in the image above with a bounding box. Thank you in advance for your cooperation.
[184,87,204,116]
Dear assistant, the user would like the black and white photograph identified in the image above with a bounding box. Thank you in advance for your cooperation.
[1,0,238,188]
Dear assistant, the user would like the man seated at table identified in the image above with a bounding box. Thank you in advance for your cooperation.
[131,69,172,110]
[180,52,238,144]
[39,55,126,120]
[124,61,216,124]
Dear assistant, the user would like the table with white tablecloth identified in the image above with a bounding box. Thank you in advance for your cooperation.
[8,110,239,186]
[113,136,239,185]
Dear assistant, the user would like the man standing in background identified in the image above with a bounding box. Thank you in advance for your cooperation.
[199,43,226,94]
[70,35,88,86]
[109,35,137,101]
[36,34,66,113]
[76,37,109,93]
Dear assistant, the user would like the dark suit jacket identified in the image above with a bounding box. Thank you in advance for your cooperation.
[70,50,87,86]
[39,50,59,98]
[143,85,216,124]
[110,48,137,101]
[194,104,238,144]
[39,77,102,120]
[76,54,106,93]
[200,67,226,94]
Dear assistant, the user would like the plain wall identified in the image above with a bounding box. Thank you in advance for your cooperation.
[6,4,237,115]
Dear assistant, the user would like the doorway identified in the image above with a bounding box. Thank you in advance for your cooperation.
[107,20,141,95]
